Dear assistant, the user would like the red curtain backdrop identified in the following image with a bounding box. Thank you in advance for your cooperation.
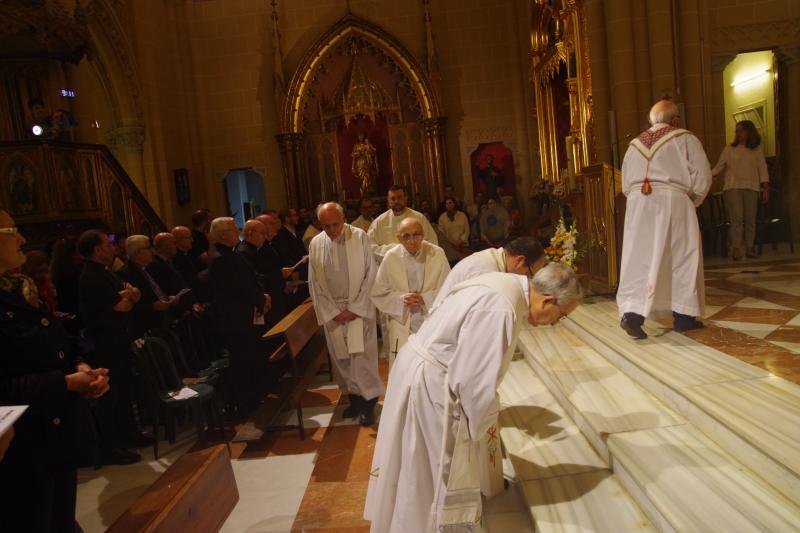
[336,115,393,200]
[470,141,516,198]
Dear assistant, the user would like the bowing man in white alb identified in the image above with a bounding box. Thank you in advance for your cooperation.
[365,263,581,533]
[368,184,437,262]
[429,235,546,499]
[371,218,450,364]
[309,202,385,426]
[432,237,547,310]
[617,99,712,340]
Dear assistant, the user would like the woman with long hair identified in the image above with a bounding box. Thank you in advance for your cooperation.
[711,120,769,260]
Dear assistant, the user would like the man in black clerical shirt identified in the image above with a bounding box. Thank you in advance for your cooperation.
[189,209,211,264]
[262,209,307,309]
[172,225,209,302]
[237,219,288,327]
[208,217,271,414]
[78,230,144,464]
[149,232,188,294]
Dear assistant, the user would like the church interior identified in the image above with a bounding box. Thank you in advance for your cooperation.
[1,0,799,531]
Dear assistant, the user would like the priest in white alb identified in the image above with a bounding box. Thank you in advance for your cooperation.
[309,202,385,425]
[430,235,547,499]
[371,218,450,364]
[617,98,712,339]
[365,263,581,532]
[368,184,437,261]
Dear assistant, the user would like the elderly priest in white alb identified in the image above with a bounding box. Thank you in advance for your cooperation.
[371,218,450,364]
[309,202,385,425]
[368,184,437,261]
[617,99,712,339]
[365,263,581,532]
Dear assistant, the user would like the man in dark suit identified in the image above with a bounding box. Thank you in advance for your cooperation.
[262,209,308,309]
[1,210,110,532]
[189,209,211,264]
[118,235,179,340]
[208,217,270,414]
[172,225,209,302]
[149,232,188,294]
[236,219,288,327]
[78,229,145,464]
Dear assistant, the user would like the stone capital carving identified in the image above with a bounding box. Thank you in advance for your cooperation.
[106,125,145,153]
[421,116,447,137]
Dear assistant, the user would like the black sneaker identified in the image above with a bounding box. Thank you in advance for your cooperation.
[359,397,378,426]
[620,316,647,339]
[342,394,361,419]
[674,317,704,332]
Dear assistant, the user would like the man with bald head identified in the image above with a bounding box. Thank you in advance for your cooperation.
[171,225,208,301]
[149,232,188,295]
[371,218,450,364]
[309,202,385,425]
[617,98,712,339]
[237,219,288,327]
[368,185,437,262]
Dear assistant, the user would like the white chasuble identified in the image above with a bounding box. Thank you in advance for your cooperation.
[367,207,438,262]
[617,123,712,320]
[371,241,450,364]
[308,224,385,400]
[365,272,529,533]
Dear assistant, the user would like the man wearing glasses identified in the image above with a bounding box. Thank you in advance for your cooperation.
[208,217,272,415]
[371,218,450,365]
[368,185,437,262]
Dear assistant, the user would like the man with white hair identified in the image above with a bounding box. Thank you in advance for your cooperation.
[617,98,712,339]
[118,235,179,339]
[368,185,437,261]
[371,218,450,364]
[208,217,272,413]
[309,202,385,425]
[365,263,582,532]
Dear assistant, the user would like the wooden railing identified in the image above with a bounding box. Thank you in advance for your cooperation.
[0,139,164,248]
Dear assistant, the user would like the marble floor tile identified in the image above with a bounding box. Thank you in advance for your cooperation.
[301,386,341,408]
[731,296,795,310]
[221,453,316,532]
[768,340,800,354]
[765,326,800,343]
[498,360,607,481]
[310,424,379,483]
[750,279,800,297]
[520,470,654,533]
[566,305,769,387]
[686,377,800,477]
[485,511,536,533]
[518,327,683,437]
[711,320,781,339]
[707,306,797,325]
[785,313,800,327]
[608,425,800,532]
[292,481,370,530]
[701,305,725,319]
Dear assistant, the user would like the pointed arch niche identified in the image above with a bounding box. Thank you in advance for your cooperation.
[277,15,448,208]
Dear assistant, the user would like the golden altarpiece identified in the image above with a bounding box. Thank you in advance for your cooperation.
[273,13,448,210]
[530,0,621,292]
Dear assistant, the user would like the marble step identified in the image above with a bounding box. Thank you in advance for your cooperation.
[498,361,656,532]
[563,301,800,505]
[516,325,683,462]
[608,425,800,533]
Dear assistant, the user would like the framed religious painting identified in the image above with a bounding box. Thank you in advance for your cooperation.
[174,168,191,205]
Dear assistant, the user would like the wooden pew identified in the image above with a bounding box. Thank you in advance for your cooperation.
[232,300,331,442]
[107,444,238,532]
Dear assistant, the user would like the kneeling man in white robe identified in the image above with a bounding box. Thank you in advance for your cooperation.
[365,263,581,532]
[430,235,547,499]
[617,99,712,339]
[309,202,386,425]
[371,218,450,365]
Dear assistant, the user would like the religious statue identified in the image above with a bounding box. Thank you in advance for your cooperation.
[351,132,378,197]
[476,154,504,200]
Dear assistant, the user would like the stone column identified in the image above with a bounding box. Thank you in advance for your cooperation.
[603,0,641,155]
[584,0,612,165]
[421,116,448,205]
[275,132,306,208]
[106,125,147,195]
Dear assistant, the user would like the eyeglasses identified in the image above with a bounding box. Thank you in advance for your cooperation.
[0,227,20,237]
[399,232,424,241]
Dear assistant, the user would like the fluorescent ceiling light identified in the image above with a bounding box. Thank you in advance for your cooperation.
[731,69,770,87]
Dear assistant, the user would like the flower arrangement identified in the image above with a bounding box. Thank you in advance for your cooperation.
[545,217,579,270]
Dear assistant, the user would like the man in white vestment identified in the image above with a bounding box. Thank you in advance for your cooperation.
[352,196,375,233]
[365,263,581,532]
[371,218,450,364]
[430,235,547,499]
[617,99,712,339]
[433,237,546,309]
[309,203,385,425]
[368,185,437,261]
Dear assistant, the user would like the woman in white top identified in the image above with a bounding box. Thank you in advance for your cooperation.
[711,120,769,260]
[438,197,470,246]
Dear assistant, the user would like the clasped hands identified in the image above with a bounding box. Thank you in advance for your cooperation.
[333,310,358,324]
[119,283,141,303]
[65,362,110,399]
[403,292,424,310]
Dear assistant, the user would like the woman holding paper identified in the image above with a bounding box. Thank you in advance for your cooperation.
[0,209,110,533]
